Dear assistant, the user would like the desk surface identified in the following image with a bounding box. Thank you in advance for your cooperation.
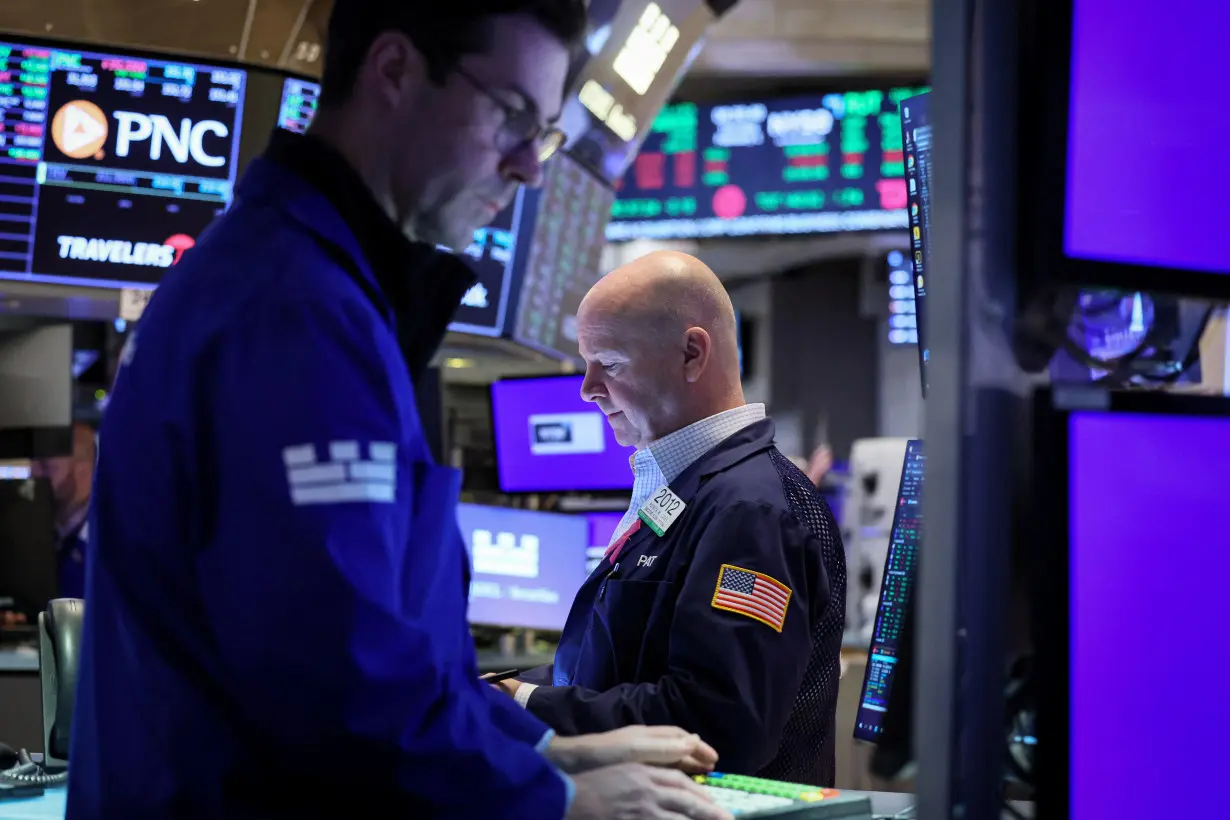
[0,650,36,673]
[0,788,915,819]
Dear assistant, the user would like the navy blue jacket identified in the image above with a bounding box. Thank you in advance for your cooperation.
[67,132,569,819]
[522,420,847,785]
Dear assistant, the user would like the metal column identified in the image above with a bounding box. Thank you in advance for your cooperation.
[918,0,1027,817]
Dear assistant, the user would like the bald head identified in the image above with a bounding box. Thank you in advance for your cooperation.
[576,251,745,448]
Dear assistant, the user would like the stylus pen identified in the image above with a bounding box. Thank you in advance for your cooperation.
[482,669,521,683]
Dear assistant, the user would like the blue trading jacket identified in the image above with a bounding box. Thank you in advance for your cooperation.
[521,420,848,786]
[66,133,568,819]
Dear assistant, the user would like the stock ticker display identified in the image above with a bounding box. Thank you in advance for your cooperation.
[901,92,932,396]
[0,40,246,288]
[606,87,928,241]
[277,77,318,135]
[854,439,924,741]
[513,152,615,359]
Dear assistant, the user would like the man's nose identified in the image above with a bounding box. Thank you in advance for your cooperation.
[579,371,604,403]
[499,142,546,189]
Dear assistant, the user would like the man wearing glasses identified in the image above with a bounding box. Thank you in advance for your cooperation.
[67,3,730,819]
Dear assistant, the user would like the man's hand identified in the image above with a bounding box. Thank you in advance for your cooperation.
[567,763,733,820]
[546,726,719,775]
[490,678,520,698]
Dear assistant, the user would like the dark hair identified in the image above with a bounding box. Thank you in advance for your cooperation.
[320,1,588,103]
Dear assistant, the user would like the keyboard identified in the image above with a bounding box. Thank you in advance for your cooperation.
[695,773,873,818]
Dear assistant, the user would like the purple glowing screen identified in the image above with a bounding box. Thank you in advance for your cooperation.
[491,375,636,493]
[1069,411,1230,818]
[1065,0,1230,274]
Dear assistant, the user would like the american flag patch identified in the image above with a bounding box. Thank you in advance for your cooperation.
[711,564,792,632]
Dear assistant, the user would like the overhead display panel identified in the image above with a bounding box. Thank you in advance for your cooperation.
[607,86,927,241]
[0,39,246,289]
[512,153,615,360]
[559,0,715,184]
[275,75,527,337]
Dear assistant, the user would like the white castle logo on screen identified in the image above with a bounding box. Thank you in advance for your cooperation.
[50,101,230,168]
[56,234,196,268]
[471,530,540,578]
[528,412,606,456]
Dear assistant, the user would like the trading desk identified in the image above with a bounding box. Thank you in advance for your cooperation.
[0,787,919,819]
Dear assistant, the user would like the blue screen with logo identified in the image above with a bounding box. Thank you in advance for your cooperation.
[491,375,637,493]
[0,38,246,289]
[459,503,590,631]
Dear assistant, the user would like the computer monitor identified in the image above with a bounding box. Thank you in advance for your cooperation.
[1030,389,1230,819]
[899,92,932,397]
[584,511,625,574]
[490,375,636,493]
[0,37,247,290]
[0,478,58,620]
[1019,0,1230,299]
[854,439,924,777]
[458,503,589,632]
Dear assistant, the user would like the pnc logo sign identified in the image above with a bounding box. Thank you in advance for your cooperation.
[51,100,109,160]
[50,101,231,168]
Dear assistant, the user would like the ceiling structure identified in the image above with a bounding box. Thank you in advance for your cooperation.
[0,0,929,80]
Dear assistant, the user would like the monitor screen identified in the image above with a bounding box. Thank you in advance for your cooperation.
[900,92,931,397]
[855,439,924,742]
[1067,409,1229,818]
[491,375,636,493]
[274,76,528,337]
[0,40,246,289]
[585,510,625,574]
[1064,0,1228,275]
[606,86,927,241]
[885,251,917,346]
[277,77,319,134]
[560,0,715,184]
[459,502,589,631]
[512,153,614,359]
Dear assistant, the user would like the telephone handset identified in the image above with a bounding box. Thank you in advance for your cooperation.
[40,597,84,769]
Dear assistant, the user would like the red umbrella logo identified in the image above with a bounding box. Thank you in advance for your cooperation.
[164,234,196,265]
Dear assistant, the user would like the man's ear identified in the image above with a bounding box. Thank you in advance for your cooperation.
[682,327,712,384]
[366,31,428,109]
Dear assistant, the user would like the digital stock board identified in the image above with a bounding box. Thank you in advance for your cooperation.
[606,86,927,241]
[0,39,246,288]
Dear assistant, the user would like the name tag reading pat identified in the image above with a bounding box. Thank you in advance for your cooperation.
[638,486,686,536]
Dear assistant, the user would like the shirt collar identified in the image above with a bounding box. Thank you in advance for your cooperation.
[634,404,768,484]
[259,129,476,382]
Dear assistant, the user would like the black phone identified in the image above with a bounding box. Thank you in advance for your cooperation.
[40,598,84,768]
[481,669,520,684]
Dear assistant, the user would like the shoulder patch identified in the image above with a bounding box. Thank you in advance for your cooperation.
[711,564,792,632]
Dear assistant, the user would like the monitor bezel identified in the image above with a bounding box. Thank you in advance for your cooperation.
[488,373,637,496]
[1030,387,1230,818]
[853,438,923,744]
[1017,0,1230,301]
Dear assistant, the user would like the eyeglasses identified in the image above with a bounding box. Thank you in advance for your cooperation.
[453,66,567,164]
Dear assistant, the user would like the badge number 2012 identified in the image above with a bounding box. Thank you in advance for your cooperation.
[638,486,687,537]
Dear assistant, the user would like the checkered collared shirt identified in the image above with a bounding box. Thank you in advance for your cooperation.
[607,403,767,546]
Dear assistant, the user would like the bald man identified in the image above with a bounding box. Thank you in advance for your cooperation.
[30,421,96,599]
[498,252,847,786]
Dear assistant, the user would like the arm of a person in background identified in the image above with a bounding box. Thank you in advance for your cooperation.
[521,502,827,774]
[196,294,568,818]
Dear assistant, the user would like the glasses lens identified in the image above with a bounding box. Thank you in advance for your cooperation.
[538,128,566,163]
